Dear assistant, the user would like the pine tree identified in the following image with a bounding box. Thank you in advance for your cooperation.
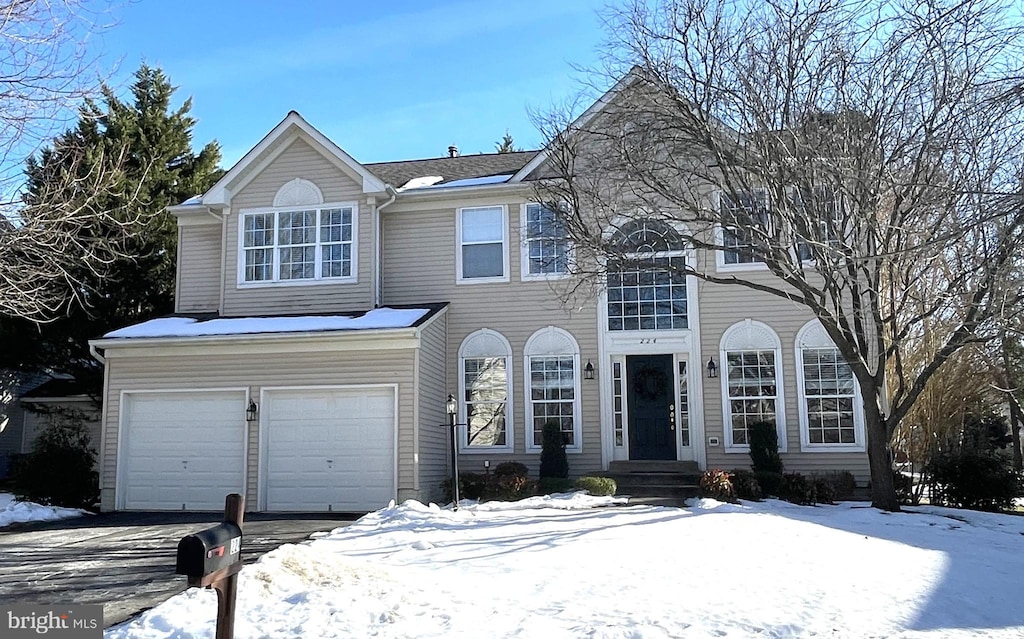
[5,65,221,389]
[495,130,518,153]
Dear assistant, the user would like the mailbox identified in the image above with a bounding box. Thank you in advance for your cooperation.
[175,522,242,579]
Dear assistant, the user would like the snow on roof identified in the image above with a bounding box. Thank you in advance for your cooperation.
[423,174,513,188]
[103,308,430,340]
[397,175,444,191]
[179,195,203,206]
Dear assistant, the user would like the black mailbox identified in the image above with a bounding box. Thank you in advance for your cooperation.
[175,522,242,579]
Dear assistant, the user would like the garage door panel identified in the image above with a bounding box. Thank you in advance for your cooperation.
[121,391,246,511]
[263,387,395,512]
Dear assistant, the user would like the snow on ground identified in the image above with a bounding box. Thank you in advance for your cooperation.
[0,492,88,527]
[106,494,1024,638]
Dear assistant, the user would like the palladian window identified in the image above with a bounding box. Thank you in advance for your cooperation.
[606,219,689,331]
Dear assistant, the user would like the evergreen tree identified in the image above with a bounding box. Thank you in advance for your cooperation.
[494,130,519,153]
[3,65,221,389]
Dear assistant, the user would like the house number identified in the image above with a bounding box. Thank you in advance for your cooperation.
[639,338,657,344]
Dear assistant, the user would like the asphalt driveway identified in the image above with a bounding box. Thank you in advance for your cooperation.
[0,510,357,628]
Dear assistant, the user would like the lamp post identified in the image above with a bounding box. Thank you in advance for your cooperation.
[445,394,461,511]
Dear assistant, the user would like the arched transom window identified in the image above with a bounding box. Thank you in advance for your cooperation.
[607,219,689,331]
[458,329,513,451]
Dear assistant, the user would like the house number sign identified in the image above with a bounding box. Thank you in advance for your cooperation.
[639,338,657,344]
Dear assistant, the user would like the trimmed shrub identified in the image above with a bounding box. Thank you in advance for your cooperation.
[816,470,857,500]
[754,470,784,497]
[538,476,576,494]
[699,469,736,503]
[575,476,617,496]
[729,469,763,501]
[779,472,817,505]
[925,413,1021,512]
[813,478,836,504]
[491,462,533,500]
[748,421,784,474]
[13,413,98,509]
[441,472,489,502]
[539,421,569,479]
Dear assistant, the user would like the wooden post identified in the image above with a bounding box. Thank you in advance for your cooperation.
[211,493,244,639]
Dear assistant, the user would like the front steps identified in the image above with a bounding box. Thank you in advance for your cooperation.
[600,461,703,506]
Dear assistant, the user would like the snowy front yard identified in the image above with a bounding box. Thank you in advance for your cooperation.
[106,495,1024,638]
[0,492,88,527]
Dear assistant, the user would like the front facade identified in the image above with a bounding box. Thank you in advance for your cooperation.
[91,94,870,512]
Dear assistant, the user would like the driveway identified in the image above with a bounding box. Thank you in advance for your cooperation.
[0,511,357,628]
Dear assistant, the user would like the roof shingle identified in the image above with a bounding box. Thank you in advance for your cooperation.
[366,150,537,188]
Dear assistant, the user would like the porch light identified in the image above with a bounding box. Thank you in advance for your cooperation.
[707,357,718,378]
[246,400,259,422]
[446,394,458,417]
[584,360,595,380]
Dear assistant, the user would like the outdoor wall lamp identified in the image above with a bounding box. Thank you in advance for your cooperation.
[246,400,259,422]
[445,394,461,511]
[707,357,718,378]
[584,360,595,380]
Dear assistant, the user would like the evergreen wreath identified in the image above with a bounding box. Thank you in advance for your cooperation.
[632,365,669,401]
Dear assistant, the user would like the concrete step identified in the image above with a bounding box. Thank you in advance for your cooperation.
[613,483,702,499]
[617,496,691,508]
[609,460,700,473]
[600,471,702,486]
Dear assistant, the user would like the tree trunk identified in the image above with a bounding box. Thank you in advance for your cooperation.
[864,397,900,511]
[1000,332,1023,472]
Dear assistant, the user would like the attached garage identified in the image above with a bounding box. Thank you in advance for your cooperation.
[259,385,396,512]
[118,390,247,510]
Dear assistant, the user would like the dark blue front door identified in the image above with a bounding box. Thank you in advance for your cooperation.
[627,354,676,460]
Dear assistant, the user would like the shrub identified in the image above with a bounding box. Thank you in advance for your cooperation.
[780,472,817,505]
[754,471,784,497]
[816,471,857,500]
[491,462,533,501]
[924,413,1021,512]
[748,421,784,474]
[575,476,617,496]
[538,421,569,479]
[893,469,914,505]
[813,478,836,504]
[729,469,763,501]
[538,476,576,494]
[699,469,736,503]
[13,412,98,509]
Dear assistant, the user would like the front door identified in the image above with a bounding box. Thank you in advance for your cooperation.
[627,354,676,460]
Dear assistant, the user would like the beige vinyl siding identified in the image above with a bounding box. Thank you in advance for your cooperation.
[99,346,417,511]
[383,200,603,478]
[176,223,222,313]
[695,258,871,485]
[416,312,448,502]
[223,138,374,315]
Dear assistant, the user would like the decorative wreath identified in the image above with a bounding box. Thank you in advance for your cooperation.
[633,365,669,401]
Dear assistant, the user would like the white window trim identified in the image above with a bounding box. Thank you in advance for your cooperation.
[456,205,510,284]
[523,326,583,453]
[719,319,787,452]
[520,203,572,281]
[458,328,514,453]
[236,201,359,288]
[712,190,771,273]
[795,320,866,452]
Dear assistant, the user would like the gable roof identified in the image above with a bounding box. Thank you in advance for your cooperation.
[367,151,537,189]
[202,111,388,208]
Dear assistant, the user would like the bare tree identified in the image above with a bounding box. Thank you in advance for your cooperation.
[0,0,142,321]
[534,0,1024,510]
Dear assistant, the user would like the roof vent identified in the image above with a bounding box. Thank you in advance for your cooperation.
[448,145,459,158]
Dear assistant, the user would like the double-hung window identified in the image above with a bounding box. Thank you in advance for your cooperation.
[524,327,581,450]
[459,329,514,451]
[523,203,570,277]
[719,320,786,450]
[794,187,841,262]
[720,191,769,265]
[458,206,508,282]
[796,321,863,449]
[241,205,355,284]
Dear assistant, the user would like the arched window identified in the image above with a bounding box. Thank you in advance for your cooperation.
[523,327,581,450]
[607,219,689,331]
[458,329,513,451]
[795,321,864,450]
[719,320,786,450]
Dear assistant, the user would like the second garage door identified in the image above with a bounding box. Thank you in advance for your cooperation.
[261,386,396,512]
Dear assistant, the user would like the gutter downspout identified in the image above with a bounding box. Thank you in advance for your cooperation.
[89,343,106,366]
[374,184,398,308]
[217,207,227,315]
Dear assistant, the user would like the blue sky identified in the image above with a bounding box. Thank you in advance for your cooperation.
[97,0,610,168]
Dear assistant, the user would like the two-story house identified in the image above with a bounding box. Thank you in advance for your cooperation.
[89,78,870,512]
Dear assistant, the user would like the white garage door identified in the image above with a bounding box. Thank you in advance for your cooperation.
[262,386,395,512]
[120,390,246,510]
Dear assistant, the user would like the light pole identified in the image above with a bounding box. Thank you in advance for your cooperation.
[445,393,461,511]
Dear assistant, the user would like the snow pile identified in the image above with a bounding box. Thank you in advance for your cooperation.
[104,308,430,339]
[0,493,88,527]
[106,496,1024,638]
[423,174,512,188]
[397,175,444,190]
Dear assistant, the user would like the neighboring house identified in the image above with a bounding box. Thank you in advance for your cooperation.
[0,374,101,478]
[89,80,870,512]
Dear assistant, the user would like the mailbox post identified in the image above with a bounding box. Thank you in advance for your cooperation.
[175,493,245,639]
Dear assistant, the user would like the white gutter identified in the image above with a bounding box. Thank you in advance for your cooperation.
[89,325,422,350]
[374,184,398,307]
[89,343,106,365]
